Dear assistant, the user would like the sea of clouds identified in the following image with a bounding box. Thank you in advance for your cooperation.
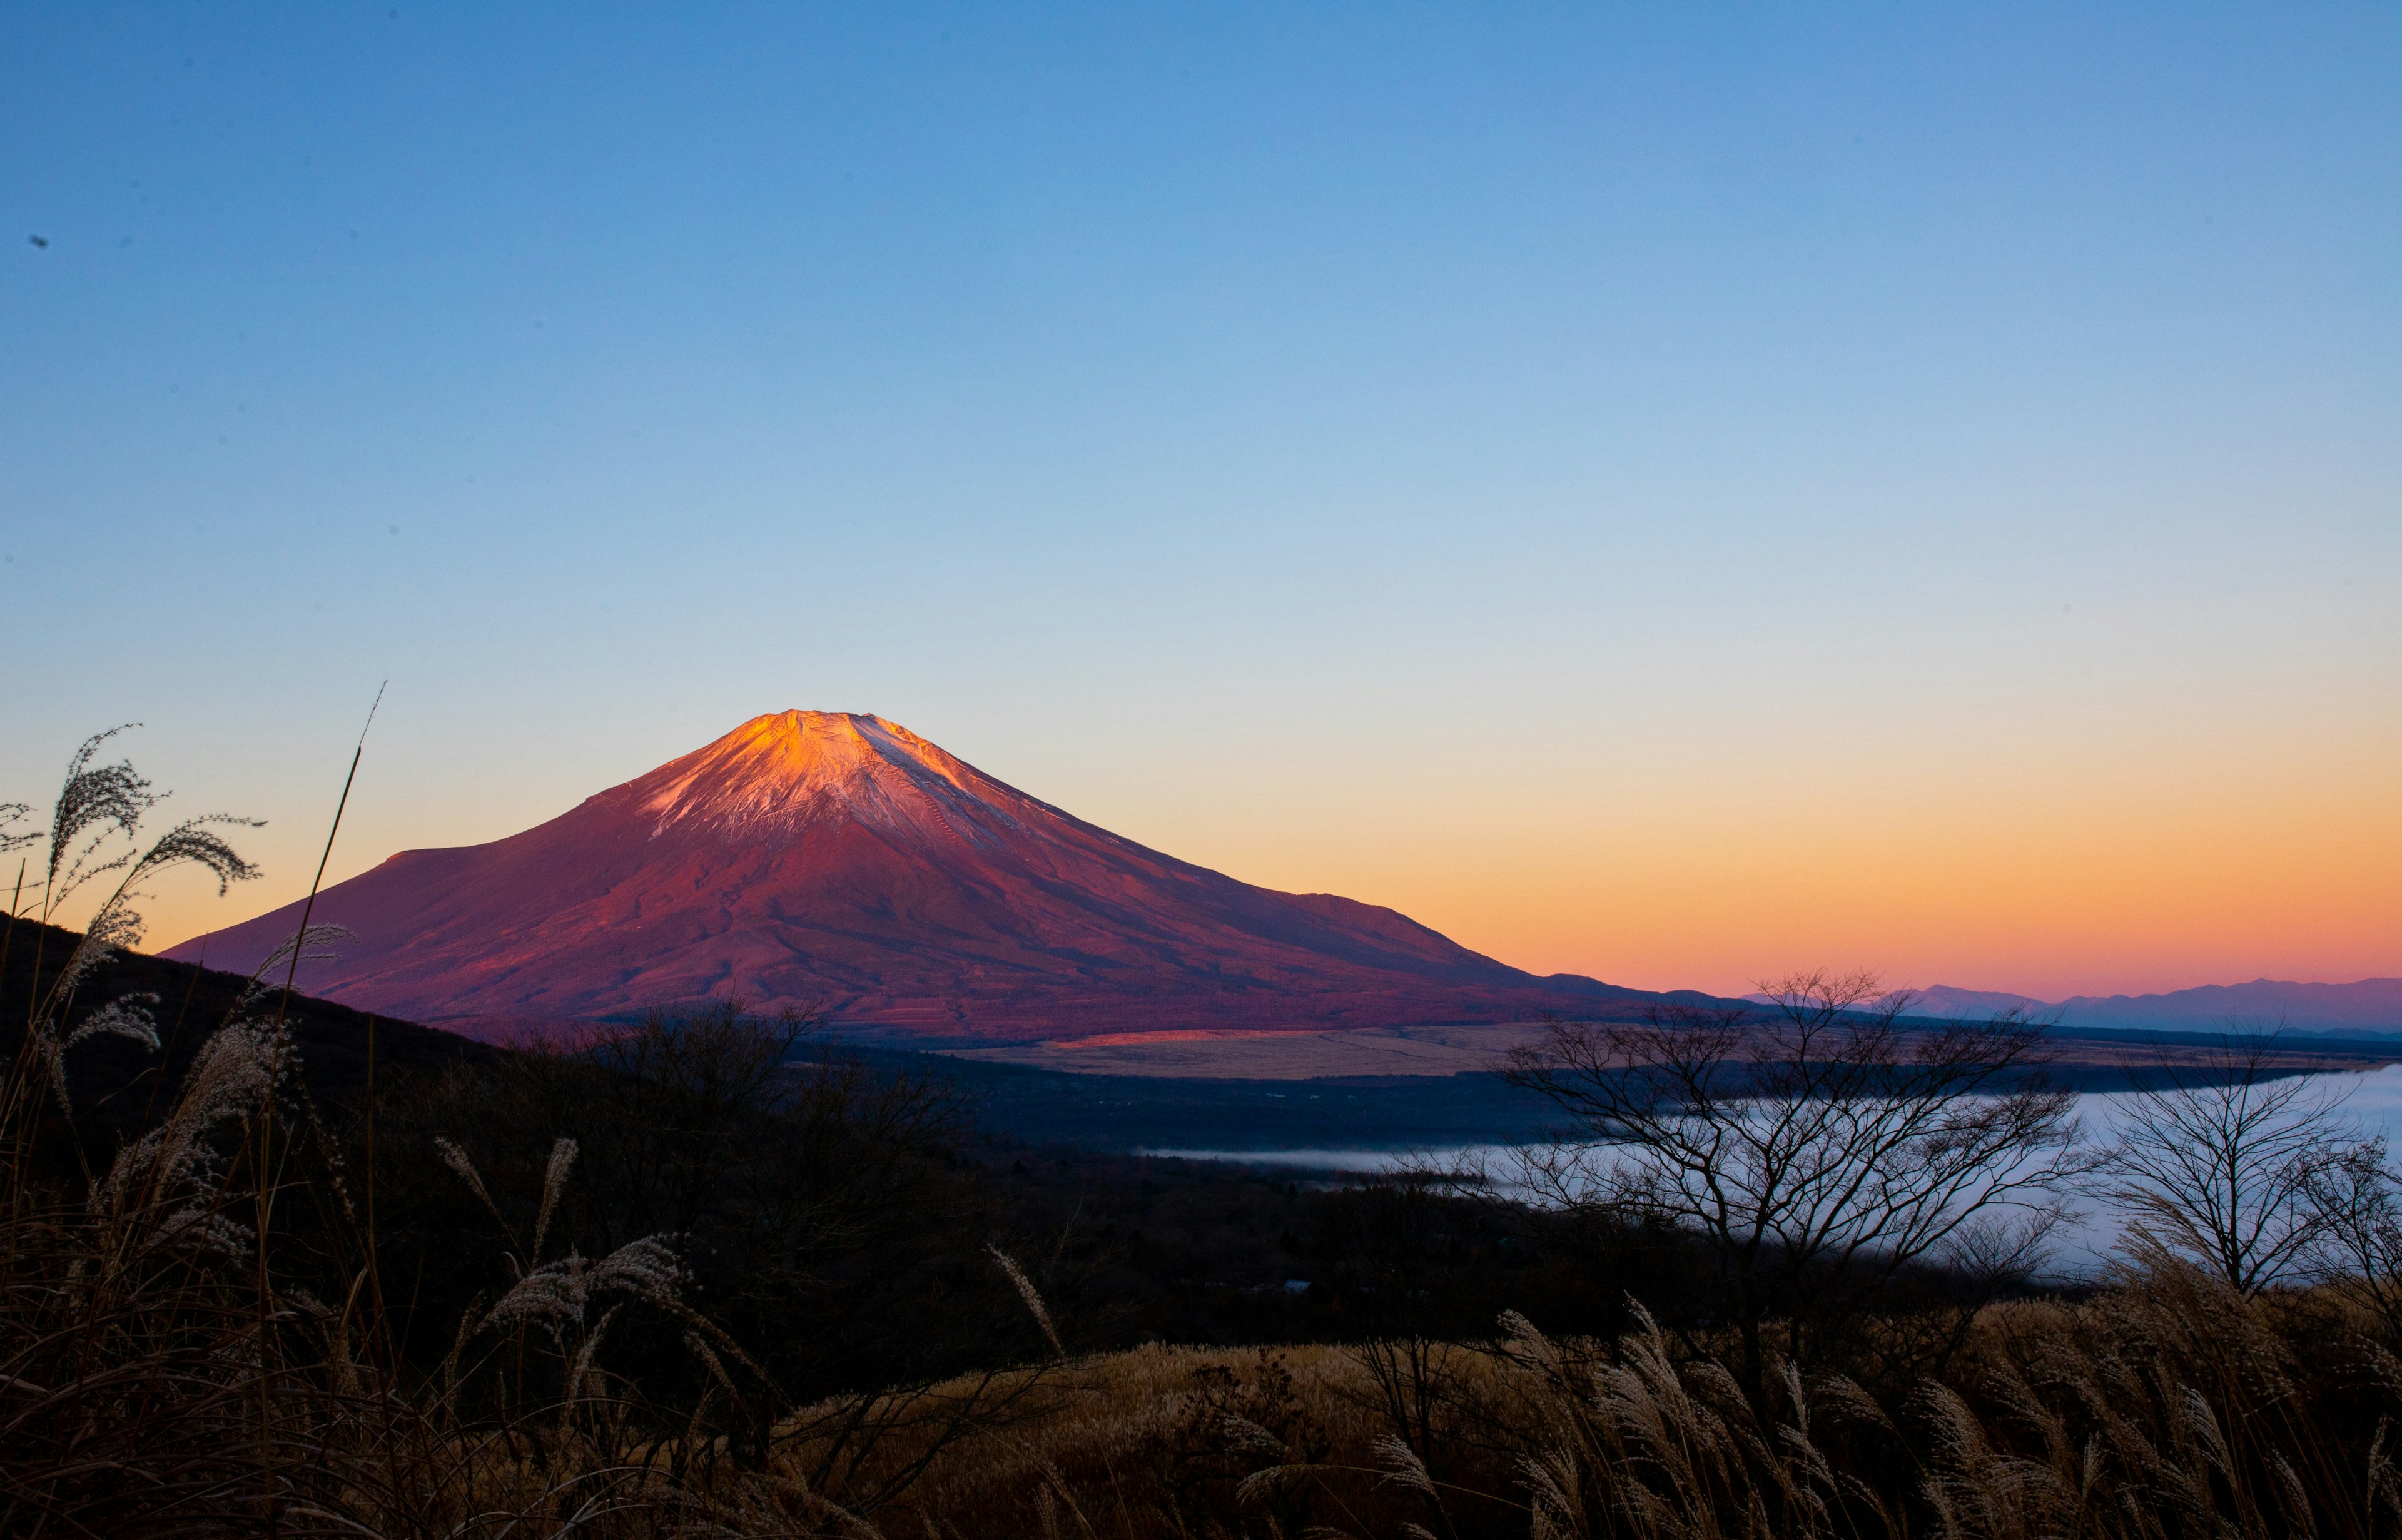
[1146,1064,2402,1279]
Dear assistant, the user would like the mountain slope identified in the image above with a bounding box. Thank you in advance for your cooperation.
[1917,979,2402,1035]
[165,711,1651,1038]
[2050,978,2402,1035]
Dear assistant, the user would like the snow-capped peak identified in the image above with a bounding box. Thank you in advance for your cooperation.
[634,710,1024,846]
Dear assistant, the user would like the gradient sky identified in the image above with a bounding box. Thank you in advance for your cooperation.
[5,4,2397,1001]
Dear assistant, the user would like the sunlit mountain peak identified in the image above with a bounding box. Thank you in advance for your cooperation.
[634,709,1022,845]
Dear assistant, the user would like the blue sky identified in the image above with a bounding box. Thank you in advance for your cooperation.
[5,4,2397,996]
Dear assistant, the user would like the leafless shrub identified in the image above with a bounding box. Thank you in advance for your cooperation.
[2101,1026,2361,1292]
[2303,1135,2402,1343]
[1503,970,2089,1401]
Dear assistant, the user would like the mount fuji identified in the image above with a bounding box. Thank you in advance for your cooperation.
[165,711,1658,1039]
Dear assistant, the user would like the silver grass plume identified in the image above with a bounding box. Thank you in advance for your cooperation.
[0,801,34,859]
[1496,1307,1562,1377]
[2273,1452,2316,1538]
[40,726,155,909]
[2367,1419,2402,1529]
[94,1019,286,1216]
[43,991,162,1117]
[565,1304,622,1406]
[1232,1461,1307,1507]
[109,814,262,917]
[1218,1414,1286,1458]
[439,1295,482,1414]
[532,1137,577,1261]
[1813,1372,1897,1434]
[48,813,265,1012]
[153,1205,255,1259]
[236,923,349,1011]
[986,1244,1065,1359]
[1516,1447,1578,1540]
[65,992,160,1053]
[683,1329,737,1400]
[1026,1454,1091,1540]
[1369,1434,1438,1498]
[1228,1419,1334,1512]
[433,1136,504,1230]
[479,1234,686,1342]
[46,901,146,1010]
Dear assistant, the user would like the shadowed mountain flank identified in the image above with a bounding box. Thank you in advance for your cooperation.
[166,711,1659,1040]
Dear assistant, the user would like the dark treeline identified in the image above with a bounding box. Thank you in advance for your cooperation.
[6,922,2040,1411]
[0,924,1619,1377]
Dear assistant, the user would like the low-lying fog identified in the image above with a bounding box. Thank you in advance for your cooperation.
[1145,1063,2402,1278]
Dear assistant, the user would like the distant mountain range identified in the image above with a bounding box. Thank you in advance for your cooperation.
[1912,980,2402,1037]
[166,711,1685,1040]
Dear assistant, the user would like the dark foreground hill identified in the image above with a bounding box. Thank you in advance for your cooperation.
[1,918,489,1137]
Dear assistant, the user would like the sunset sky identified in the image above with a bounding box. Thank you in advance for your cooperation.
[5,5,2397,1001]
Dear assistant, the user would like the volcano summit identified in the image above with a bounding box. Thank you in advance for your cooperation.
[167,711,1647,1038]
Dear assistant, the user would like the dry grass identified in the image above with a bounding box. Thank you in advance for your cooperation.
[778,1344,1413,1536]
[778,1271,2402,1540]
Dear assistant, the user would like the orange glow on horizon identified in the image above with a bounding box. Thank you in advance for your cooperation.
[126,703,2402,1008]
[1100,719,2402,1004]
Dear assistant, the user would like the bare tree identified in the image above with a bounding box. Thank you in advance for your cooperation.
[2100,1028,2356,1294]
[1501,969,2083,1401]
[2304,1136,2402,1342]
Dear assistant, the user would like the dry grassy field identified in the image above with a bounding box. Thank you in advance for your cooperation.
[778,1270,2402,1539]
[940,1022,1559,1080]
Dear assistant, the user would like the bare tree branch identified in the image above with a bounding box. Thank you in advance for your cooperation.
[1501,969,2087,1400]
[2100,1026,2356,1294]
